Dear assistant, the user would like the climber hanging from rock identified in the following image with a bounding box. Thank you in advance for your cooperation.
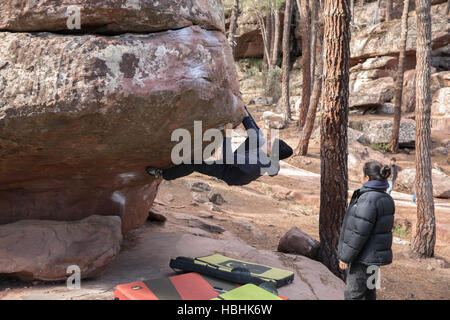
[146,106,293,186]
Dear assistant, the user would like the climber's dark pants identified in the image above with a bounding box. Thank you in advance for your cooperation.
[162,162,263,186]
[344,263,377,300]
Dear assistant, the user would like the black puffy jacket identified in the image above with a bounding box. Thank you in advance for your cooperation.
[338,182,395,266]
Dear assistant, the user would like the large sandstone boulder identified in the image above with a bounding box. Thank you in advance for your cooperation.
[0,215,122,281]
[351,3,449,63]
[0,9,245,232]
[349,119,416,146]
[348,141,391,181]
[350,76,395,108]
[431,87,450,139]
[0,0,225,33]
[397,168,450,199]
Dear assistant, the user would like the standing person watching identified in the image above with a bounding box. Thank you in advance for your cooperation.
[338,161,395,300]
[387,157,399,195]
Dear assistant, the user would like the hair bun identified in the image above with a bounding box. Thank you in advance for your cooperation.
[380,165,391,180]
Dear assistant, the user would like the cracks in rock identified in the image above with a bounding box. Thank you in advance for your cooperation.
[277,253,319,300]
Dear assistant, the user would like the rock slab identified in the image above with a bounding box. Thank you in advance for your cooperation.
[0,215,122,281]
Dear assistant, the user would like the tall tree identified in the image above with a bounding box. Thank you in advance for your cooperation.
[390,0,410,153]
[373,0,381,24]
[265,1,273,68]
[412,0,436,258]
[319,0,350,279]
[386,0,393,21]
[296,20,324,156]
[271,2,282,66]
[228,0,241,55]
[297,0,312,129]
[256,11,272,68]
[310,0,318,91]
[281,0,294,120]
[351,0,355,24]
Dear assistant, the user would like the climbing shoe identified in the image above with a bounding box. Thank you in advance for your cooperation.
[146,166,163,178]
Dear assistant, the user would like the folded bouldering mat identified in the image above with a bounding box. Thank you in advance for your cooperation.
[113,272,219,300]
[212,284,283,300]
[170,254,294,288]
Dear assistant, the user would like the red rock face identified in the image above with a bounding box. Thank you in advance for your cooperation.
[0,6,245,233]
[0,0,225,33]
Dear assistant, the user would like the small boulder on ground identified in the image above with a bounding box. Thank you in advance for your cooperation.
[263,111,287,129]
[349,119,416,146]
[397,168,450,199]
[278,227,320,260]
[208,190,225,205]
[0,215,122,281]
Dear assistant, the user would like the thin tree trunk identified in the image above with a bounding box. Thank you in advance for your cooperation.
[373,0,381,24]
[351,0,355,24]
[228,0,240,55]
[386,0,393,21]
[266,3,273,68]
[271,8,281,66]
[297,0,312,129]
[390,0,410,153]
[256,12,271,70]
[412,0,436,258]
[281,0,294,120]
[319,0,350,279]
[310,0,318,91]
[296,24,324,156]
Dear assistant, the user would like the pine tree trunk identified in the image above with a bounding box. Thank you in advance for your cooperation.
[228,0,240,55]
[412,0,436,258]
[257,13,271,70]
[319,0,350,279]
[310,0,318,92]
[386,0,393,21]
[351,0,355,24]
[297,0,312,129]
[296,24,324,156]
[271,9,281,66]
[373,0,381,24]
[390,0,410,153]
[266,5,273,68]
[282,0,294,120]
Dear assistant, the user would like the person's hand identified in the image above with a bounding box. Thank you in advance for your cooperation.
[339,260,348,270]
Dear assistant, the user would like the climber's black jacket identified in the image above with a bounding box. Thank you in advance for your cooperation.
[338,180,395,266]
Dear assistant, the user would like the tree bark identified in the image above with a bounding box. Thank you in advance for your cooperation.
[271,8,281,66]
[386,0,393,21]
[297,0,312,129]
[373,0,381,24]
[411,0,436,258]
[351,0,355,24]
[310,0,318,92]
[390,0,410,153]
[256,12,271,70]
[228,0,240,55]
[296,23,324,156]
[265,4,273,68]
[281,0,294,120]
[319,0,350,280]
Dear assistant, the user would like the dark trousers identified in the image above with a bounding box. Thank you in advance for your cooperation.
[344,262,377,300]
